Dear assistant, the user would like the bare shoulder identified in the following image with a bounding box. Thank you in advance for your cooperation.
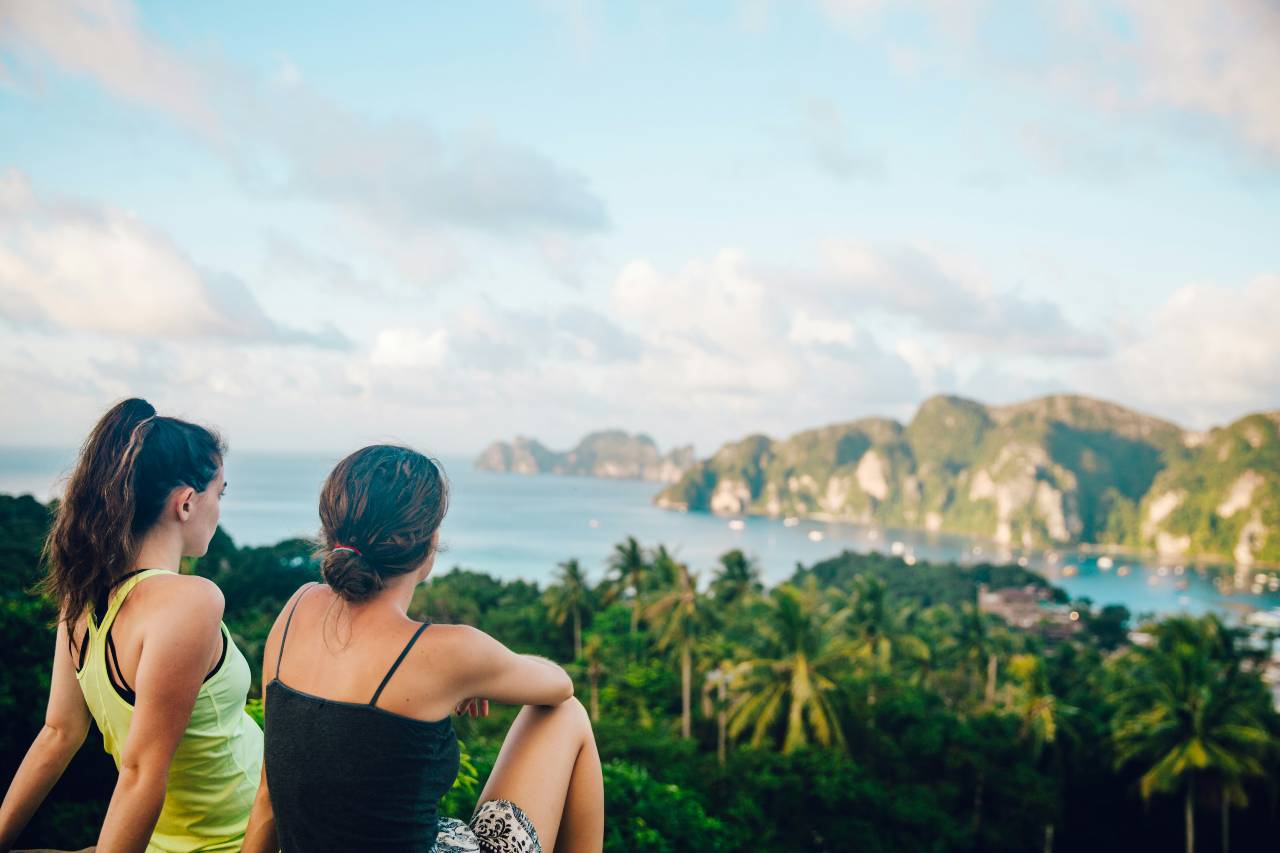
[427,622,492,652]
[265,582,322,642]
[123,575,225,647]
[423,623,508,669]
[135,572,224,617]
[261,582,323,675]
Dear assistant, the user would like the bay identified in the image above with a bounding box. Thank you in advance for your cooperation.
[3,446,1277,621]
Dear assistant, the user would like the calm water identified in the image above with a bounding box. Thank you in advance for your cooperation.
[3,446,1278,621]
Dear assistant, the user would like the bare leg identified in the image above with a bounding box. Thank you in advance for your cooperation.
[474,697,604,853]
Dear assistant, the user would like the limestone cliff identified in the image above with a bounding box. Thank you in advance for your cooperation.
[656,394,1277,562]
[476,430,695,483]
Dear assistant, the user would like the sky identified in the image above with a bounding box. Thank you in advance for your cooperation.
[1,0,1278,456]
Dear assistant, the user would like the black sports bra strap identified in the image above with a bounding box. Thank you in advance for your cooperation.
[93,567,151,622]
[370,621,430,706]
[276,583,319,675]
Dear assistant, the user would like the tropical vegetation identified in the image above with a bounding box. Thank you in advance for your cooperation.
[2,493,1279,851]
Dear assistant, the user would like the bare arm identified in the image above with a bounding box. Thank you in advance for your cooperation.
[240,584,313,853]
[452,626,574,708]
[0,620,92,849]
[240,763,275,853]
[94,578,224,853]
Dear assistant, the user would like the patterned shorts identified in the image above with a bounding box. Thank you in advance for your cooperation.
[431,799,541,853]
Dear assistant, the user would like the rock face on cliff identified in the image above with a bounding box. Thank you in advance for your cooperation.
[656,394,1278,562]
[476,430,695,483]
[1136,412,1280,565]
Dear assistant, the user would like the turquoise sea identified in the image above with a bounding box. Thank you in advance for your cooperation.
[3,446,1278,621]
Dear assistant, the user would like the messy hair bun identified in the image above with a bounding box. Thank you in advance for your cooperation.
[319,547,383,603]
[318,445,449,603]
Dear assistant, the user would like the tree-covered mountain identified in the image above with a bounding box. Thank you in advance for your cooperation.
[656,394,1279,564]
[476,430,695,483]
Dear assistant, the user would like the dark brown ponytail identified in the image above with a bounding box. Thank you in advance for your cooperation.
[40,398,225,637]
[318,445,449,603]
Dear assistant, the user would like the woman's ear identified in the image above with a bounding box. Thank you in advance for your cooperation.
[175,486,197,521]
[417,530,442,582]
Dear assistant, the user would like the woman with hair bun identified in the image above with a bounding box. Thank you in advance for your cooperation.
[244,445,604,853]
[0,398,262,852]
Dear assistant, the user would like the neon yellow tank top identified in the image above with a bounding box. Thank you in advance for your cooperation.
[76,569,262,853]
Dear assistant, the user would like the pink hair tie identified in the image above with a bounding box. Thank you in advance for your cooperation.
[332,544,362,556]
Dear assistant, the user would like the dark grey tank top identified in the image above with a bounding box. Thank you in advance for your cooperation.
[264,585,460,852]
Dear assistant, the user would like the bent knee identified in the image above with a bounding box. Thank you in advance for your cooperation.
[560,694,590,727]
[522,695,591,730]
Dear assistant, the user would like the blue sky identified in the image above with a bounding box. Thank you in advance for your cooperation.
[1,0,1278,454]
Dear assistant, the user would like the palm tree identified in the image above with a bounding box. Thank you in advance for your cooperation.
[1004,653,1076,853]
[581,633,605,722]
[710,548,763,608]
[544,557,592,659]
[953,602,1007,709]
[949,600,1015,834]
[846,576,930,720]
[604,536,649,638]
[644,552,708,739]
[702,658,747,765]
[1110,616,1273,853]
[727,576,852,753]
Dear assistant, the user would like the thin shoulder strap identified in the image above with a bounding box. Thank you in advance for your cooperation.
[370,621,431,706]
[275,583,319,675]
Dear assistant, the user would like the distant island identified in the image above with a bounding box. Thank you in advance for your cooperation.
[655,394,1279,566]
[475,430,696,483]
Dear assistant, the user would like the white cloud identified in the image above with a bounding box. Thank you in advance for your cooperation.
[813,0,1280,160]
[815,241,1109,357]
[370,328,450,370]
[614,251,781,357]
[1119,0,1280,158]
[789,308,858,346]
[1081,275,1280,427]
[0,170,340,347]
[610,250,921,424]
[0,0,217,133]
[0,0,610,287]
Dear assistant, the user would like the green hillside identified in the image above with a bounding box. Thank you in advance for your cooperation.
[657,394,1277,564]
[1138,413,1280,565]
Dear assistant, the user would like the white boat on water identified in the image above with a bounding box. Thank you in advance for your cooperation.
[807,530,825,542]
[1117,565,1131,577]
[1097,556,1114,570]
[728,519,745,531]
[1247,608,1280,630]
[890,541,906,556]
[783,517,800,527]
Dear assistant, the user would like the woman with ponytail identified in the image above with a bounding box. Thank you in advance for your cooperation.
[0,399,261,852]
[243,445,604,853]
